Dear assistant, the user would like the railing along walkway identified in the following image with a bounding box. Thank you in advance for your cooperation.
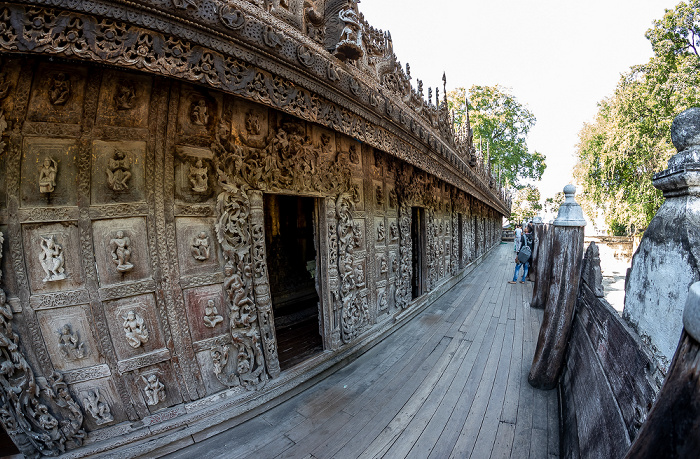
[163,243,559,459]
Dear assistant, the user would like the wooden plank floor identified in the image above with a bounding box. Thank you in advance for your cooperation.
[163,243,559,459]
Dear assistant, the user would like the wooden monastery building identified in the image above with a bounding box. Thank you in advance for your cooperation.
[0,0,510,456]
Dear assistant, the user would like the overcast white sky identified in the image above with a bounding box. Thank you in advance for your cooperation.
[359,0,680,201]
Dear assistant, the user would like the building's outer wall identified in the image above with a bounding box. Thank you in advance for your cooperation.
[0,56,504,457]
[0,1,509,456]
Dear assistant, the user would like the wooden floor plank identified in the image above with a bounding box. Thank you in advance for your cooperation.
[470,317,516,458]
[163,245,559,459]
[448,320,508,458]
[490,421,517,459]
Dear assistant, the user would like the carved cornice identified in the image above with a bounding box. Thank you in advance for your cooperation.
[0,1,508,215]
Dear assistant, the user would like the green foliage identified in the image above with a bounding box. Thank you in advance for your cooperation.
[510,185,543,224]
[543,192,565,217]
[447,85,546,189]
[574,1,700,233]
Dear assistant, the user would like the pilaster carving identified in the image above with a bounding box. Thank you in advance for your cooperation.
[249,191,281,379]
[337,193,369,342]
[0,233,86,457]
[212,185,267,390]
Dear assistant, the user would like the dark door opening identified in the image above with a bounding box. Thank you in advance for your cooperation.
[458,213,464,269]
[411,207,426,299]
[264,194,323,371]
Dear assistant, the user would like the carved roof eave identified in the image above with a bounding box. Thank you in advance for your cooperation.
[0,0,509,215]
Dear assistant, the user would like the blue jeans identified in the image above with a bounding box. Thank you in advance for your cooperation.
[513,262,529,282]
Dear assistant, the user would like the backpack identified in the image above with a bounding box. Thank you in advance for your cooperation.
[517,234,532,263]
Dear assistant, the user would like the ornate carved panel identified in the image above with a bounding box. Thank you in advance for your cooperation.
[175,217,220,276]
[91,141,146,205]
[102,293,165,362]
[21,137,79,208]
[95,70,152,128]
[92,217,151,286]
[21,221,82,294]
[27,63,87,125]
[184,285,228,343]
[36,304,102,371]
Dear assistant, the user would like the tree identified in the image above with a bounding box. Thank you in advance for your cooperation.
[574,0,700,233]
[510,185,542,225]
[447,85,546,189]
[543,192,565,218]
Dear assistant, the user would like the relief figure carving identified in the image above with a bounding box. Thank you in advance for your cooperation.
[57,324,85,360]
[376,221,385,242]
[114,80,136,110]
[191,100,209,126]
[191,231,211,261]
[39,157,58,194]
[48,73,71,105]
[0,233,86,456]
[349,145,359,164]
[82,389,113,425]
[110,231,134,273]
[106,150,132,192]
[203,299,223,328]
[334,1,364,61]
[376,185,384,206]
[188,159,209,193]
[379,254,388,274]
[123,310,148,348]
[390,221,399,242]
[39,235,67,282]
[141,375,165,406]
[245,110,261,135]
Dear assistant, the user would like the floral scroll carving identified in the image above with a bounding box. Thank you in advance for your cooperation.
[0,233,86,457]
[212,185,268,390]
[337,193,369,343]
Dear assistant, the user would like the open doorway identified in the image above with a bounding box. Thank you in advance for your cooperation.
[264,194,323,371]
[411,207,426,299]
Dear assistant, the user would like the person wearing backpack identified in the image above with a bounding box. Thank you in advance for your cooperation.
[509,225,532,284]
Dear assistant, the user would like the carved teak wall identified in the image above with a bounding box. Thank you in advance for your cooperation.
[0,2,505,457]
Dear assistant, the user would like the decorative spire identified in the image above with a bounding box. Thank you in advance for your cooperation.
[406,63,411,79]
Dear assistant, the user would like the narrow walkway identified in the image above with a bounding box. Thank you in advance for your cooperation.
[164,243,559,459]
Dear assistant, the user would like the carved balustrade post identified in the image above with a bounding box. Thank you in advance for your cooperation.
[531,222,553,309]
[528,185,586,390]
[623,107,700,364]
[527,216,544,282]
[624,282,700,458]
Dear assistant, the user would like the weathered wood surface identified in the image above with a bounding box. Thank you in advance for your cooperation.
[624,282,700,459]
[558,240,663,459]
[529,226,584,390]
[161,244,559,459]
[530,225,552,310]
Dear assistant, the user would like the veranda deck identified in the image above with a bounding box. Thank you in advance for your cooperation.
[163,243,559,459]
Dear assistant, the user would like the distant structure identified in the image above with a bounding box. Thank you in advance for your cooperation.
[0,0,509,456]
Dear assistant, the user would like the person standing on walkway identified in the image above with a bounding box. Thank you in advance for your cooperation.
[509,225,532,284]
[514,224,522,253]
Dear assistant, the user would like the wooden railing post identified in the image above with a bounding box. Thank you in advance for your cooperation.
[528,185,586,390]
[530,218,551,309]
[624,282,700,458]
